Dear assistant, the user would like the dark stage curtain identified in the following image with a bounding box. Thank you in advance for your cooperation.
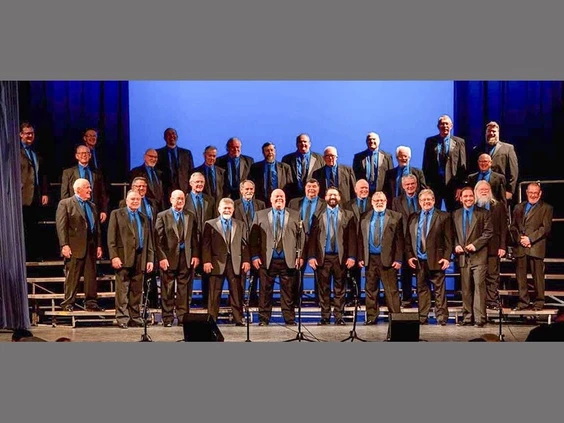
[454,81,564,182]
[0,81,31,330]
[18,81,130,190]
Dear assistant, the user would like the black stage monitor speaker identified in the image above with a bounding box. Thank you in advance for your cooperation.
[183,313,225,342]
[387,313,420,342]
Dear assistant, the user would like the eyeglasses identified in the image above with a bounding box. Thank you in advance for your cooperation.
[324,154,338,158]
[22,132,34,136]
[145,155,158,159]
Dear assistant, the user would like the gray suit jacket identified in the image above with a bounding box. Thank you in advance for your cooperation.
[56,196,102,258]
[422,135,467,188]
[250,208,304,270]
[489,141,519,196]
[452,207,493,267]
[155,208,200,269]
[107,207,154,268]
[202,217,250,275]
[61,165,109,213]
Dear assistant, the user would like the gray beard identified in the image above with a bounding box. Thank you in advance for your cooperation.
[476,198,490,207]
[487,138,498,146]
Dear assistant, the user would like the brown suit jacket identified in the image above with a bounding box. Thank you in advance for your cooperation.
[358,209,404,267]
[383,166,427,202]
[510,200,553,259]
[312,164,357,203]
[56,196,102,258]
[352,149,394,193]
[129,164,165,212]
[405,209,454,271]
[20,146,49,206]
[452,207,493,267]
[107,207,154,268]
[306,207,357,266]
[466,171,507,205]
[184,192,217,237]
[190,164,227,204]
[202,217,250,275]
[287,196,327,235]
[233,198,266,235]
[249,160,294,202]
[155,208,200,270]
[61,165,109,213]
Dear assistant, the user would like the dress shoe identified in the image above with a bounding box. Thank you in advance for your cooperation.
[317,319,330,326]
[486,305,500,311]
[163,322,172,328]
[258,321,269,326]
[334,319,346,326]
[365,320,377,326]
[118,323,128,329]
[474,323,486,328]
[437,320,447,326]
[457,321,472,326]
[235,321,245,327]
[533,305,544,311]
[401,301,413,308]
[61,305,74,312]
[86,304,105,312]
[512,305,531,311]
[285,321,297,326]
[420,320,429,325]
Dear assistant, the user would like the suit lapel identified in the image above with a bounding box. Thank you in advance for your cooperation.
[170,210,179,238]
[215,218,225,243]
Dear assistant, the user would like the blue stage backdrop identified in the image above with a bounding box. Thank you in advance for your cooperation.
[128,81,454,170]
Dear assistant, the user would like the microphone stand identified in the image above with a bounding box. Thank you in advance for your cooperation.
[244,273,253,342]
[140,209,153,342]
[341,270,368,342]
[284,220,316,342]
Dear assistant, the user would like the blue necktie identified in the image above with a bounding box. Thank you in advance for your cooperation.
[79,199,95,233]
[463,210,470,242]
[25,147,39,186]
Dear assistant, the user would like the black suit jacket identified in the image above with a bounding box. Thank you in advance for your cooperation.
[422,135,467,188]
[466,171,507,205]
[352,149,394,192]
[342,197,370,223]
[390,194,420,236]
[155,146,194,197]
[190,164,227,204]
[312,165,356,203]
[357,209,404,267]
[60,165,109,213]
[249,160,294,203]
[233,198,266,235]
[383,166,427,202]
[287,196,327,235]
[472,141,519,196]
[477,201,508,255]
[129,164,165,212]
[281,151,324,199]
[215,154,254,199]
[184,192,217,236]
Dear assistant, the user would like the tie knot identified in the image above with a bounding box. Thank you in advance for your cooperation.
[423,211,429,216]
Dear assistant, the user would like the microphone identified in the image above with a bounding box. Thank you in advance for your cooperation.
[298,220,303,232]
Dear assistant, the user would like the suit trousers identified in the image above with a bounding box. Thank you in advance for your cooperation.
[61,236,99,308]
[160,252,193,325]
[400,258,415,304]
[364,254,400,321]
[515,255,545,308]
[115,249,144,325]
[316,254,346,320]
[415,260,448,324]
[485,255,501,307]
[258,259,296,324]
[208,258,245,323]
[460,263,487,324]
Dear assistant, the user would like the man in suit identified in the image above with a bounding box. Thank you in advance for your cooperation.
[422,115,467,212]
[61,145,109,223]
[352,132,394,195]
[184,172,216,308]
[342,178,370,305]
[357,191,404,324]
[307,187,357,325]
[191,145,226,204]
[156,127,194,199]
[391,174,421,308]
[282,133,324,200]
[288,178,327,306]
[249,142,293,203]
[202,198,251,325]
[129,148,164,212]
[405,189,453,325]
[81,128,103,171]
[510,182,553,311]
[250,189,304,326]
[233,180,266,306]
[20,121,50,261]
[477,121,519,203]
[453,186,493,327]
[312,146,356,203]
[216,137,254,200]
[155,190,200,327]
[55,178,104,312]
[383,145,427,202]
[107,190,155,328]
[474,180,509,311]
[466,154,507,205]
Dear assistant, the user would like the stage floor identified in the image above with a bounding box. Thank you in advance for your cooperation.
[0,321,538,342]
